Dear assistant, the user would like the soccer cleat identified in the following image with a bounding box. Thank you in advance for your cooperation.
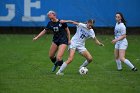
[117,69,123,71]
[132,67,138,72]
[56,72,64,76]
[52,64,58,72]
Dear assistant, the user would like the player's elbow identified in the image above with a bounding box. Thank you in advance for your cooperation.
[122,34,127,38]
[42,29,46,33]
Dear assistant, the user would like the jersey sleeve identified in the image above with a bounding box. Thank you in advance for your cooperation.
[62,23,68,29]
[45,22,51,30]
[89,29,95,39]
[121,24,126,35]
[77,23,87,28]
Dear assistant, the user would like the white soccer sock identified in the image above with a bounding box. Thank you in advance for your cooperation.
[80,60,89,68]
[124,59,134,69]
[58,62,67,73]
[116,59,122,70]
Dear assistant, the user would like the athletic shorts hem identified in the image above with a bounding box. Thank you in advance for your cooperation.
[53,41,68,46]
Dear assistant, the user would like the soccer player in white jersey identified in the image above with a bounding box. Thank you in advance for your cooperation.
[56,19,104,75]
[112,12,137,71]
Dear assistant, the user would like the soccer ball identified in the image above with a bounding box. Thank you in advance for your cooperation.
[79,67,88,75]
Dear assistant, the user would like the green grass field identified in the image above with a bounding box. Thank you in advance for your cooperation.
[0,34,140,93]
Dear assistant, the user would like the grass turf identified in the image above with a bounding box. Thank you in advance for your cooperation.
[0,34,140,93]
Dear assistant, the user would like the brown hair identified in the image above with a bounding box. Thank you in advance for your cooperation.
[87,19,95,25]
[116,12,126,26]
[87,19,95,28]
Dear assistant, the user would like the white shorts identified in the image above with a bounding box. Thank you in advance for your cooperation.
[115,41,128,50]
[69,42,87,53]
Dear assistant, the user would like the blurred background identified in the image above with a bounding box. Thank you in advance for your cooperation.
[0,0,140,34]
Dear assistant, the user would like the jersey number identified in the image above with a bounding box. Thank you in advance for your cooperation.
[53,27,59,32]
[80,34,86,39]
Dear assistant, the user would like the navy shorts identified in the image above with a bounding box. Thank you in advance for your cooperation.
[53,38,68,46]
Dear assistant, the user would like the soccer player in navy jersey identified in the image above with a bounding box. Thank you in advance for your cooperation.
[33,11,71,72]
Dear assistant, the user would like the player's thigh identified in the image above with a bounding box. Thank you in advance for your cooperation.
[66,49,76,64]
[81,50,93,62]
[49,42,58,58]
[119,49,126,62]
[57,44,67,60]
[114,49,119,59]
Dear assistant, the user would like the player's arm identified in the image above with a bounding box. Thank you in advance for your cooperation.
[112,34,126,44]
[33,29,46,41]
[93,37,104,46]
[60,20,79,25]
[112,26,126,44]
[65,27,71,44]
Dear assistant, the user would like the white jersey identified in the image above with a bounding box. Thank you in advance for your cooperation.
[114,22,127,44]
[71,23,95,46]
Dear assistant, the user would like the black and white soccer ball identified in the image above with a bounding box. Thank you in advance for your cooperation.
[79,67,88,75]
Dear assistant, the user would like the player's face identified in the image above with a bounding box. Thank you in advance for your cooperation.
[115,14,122,22]
[87,22,92,29]
[48,13,56,19]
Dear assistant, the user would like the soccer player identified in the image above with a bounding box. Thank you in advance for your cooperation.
[33,11,71,72]
[112,12,137,71]
[56,19,104,75]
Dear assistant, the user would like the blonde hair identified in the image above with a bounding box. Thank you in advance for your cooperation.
[47,10,56,16]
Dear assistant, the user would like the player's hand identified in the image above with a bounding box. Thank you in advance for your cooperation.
[68,40,71,45]
[60,20,66,23]
[33,37,38,41]
[111,39,117,44]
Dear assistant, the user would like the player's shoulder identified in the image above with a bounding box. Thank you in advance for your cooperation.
[78,23,87,28]
[90,28,94,32]
[120,23,125,26]
[120,23,126,29]
[46,20,52,28]
[79,22,85,25]
[59,19,68,28]
[116,22,126,28]
[47,20,52,25]
[89,29,95,34]
[79,22,86,25]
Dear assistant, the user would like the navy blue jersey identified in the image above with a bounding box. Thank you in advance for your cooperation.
[45,20,68,46]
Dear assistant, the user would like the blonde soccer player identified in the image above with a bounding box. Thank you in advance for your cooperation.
[56,19,104,75]
[112,12,137,71]
[33,11,71,72]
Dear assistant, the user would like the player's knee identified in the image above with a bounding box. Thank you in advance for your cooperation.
[115,56,119,60]
[49,55,54,60]
[120,57,125,62]
[56,56,62,61]
[87,57,93,62]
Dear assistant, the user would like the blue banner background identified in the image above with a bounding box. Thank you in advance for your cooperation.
[0,0,140,27]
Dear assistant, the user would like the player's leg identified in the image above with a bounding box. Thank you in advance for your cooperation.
[49,42,58,64]
[56,44,67,65]
[80,50,93,68]
[114,49,122,70]
[49,42,59,72]
[56,49,76,75]
[119,49,137,71]
[52,44,67,72]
